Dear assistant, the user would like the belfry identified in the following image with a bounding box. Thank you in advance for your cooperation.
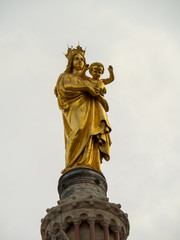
[40,46,130,240]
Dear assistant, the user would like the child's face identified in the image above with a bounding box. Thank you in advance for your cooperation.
[91,66,104,80]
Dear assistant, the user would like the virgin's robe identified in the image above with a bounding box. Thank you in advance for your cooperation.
[55,73,111,173]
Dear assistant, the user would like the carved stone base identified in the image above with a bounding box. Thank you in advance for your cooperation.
[41,168,130,240]
[58,167,107,200]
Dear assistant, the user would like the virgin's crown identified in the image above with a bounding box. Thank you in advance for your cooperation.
[65,45,85,59]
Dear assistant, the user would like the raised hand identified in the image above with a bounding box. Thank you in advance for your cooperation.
[108,65,113,72]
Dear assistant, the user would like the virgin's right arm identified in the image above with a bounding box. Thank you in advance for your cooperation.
[64,82,99,97]
[63,81,89,91]
[59,75,99,97]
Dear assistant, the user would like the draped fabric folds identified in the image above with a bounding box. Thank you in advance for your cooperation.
[55,73,111,173]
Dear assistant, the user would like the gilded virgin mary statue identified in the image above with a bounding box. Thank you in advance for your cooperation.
[54,46,113,174]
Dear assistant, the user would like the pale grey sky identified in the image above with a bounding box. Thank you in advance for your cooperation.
[0,1,180,240]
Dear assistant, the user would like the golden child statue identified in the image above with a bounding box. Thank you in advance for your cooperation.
[88,62,114,96]
[85,62,114,112]
[54,46,114,174]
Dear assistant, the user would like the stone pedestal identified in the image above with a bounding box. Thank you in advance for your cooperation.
[41,167,130,240]
[58,167,107,199]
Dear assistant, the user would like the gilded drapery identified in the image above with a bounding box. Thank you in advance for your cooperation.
[55,73,111,173]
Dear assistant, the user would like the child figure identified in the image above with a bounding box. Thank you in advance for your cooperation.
[83,62,114,112]
[88,62,114,96]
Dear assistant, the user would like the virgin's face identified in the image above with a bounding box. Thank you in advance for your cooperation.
[73,53,85,71]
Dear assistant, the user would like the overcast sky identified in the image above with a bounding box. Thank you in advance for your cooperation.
[0,0,180,240]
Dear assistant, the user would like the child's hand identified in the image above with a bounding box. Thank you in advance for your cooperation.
[81,64,89,77]
[108,65,113,72]
[100,88,106,96]
[88,86,99,97]
[94,86,100,95]
[85,64,89,72]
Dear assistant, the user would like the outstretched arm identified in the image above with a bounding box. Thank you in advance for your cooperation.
[102,65,114,85]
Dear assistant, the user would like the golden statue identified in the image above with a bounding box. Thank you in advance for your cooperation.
[54,46,114,174]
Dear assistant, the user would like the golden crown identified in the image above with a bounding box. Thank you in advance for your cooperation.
[65,45,85,59]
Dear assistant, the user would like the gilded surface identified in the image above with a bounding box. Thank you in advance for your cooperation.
[55,46,114,173]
